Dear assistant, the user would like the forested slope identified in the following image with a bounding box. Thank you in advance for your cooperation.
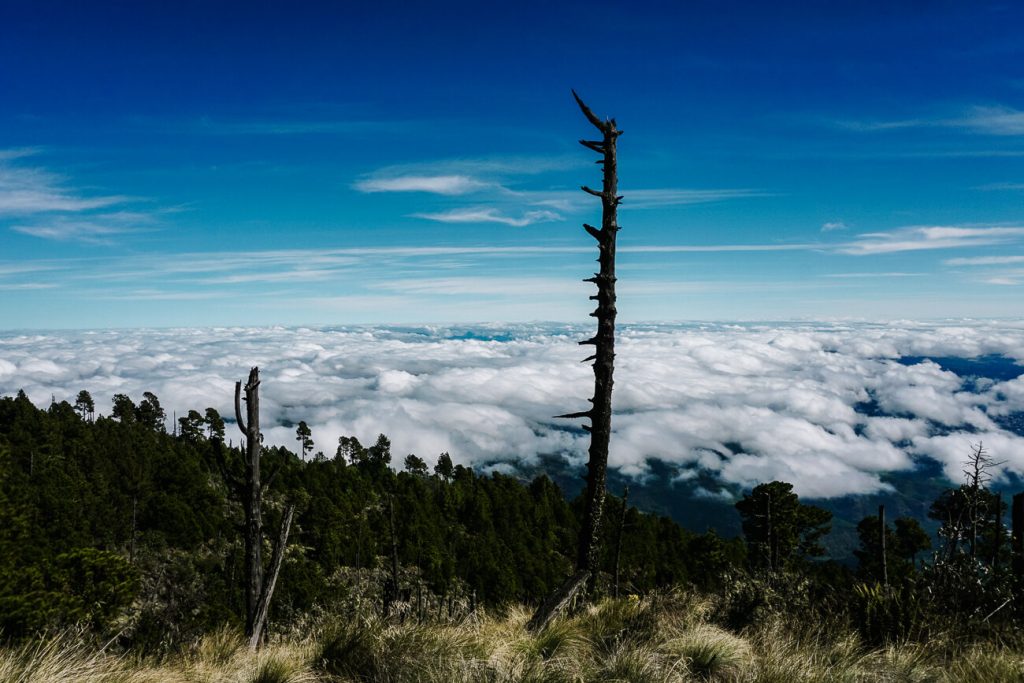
[0,390,742,649]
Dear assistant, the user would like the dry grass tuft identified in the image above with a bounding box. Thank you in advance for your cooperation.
[4,595,1024,682]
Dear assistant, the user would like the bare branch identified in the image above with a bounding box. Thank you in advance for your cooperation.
[234,381,247,435]
[572,89,606,131]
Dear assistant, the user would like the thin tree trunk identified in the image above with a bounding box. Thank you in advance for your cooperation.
[530,91,621,631]
[248,504,294,650]
[130,495,138,565]
[879,504,888,589]
[993,492,1003,571]
[527,570,591,633]
[613,486,629,598]
[386,494,401,612]
[236,367,263,642]
[1011,493,1023,592]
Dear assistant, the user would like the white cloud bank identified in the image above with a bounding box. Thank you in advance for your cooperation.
[3,321,1024,499]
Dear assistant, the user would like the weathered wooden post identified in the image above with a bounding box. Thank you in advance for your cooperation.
[528,91,622,632]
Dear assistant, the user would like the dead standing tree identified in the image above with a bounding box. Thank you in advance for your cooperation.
[229,367,296,649]
[528,91,621,632]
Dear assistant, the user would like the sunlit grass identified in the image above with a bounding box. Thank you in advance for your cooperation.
[2,594,1022,682]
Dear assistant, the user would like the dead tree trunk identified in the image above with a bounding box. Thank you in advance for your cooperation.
[248,504,294,649]
[1012,493,1024,594]
[234,366,294,649]
[384,493,401,613]
[993,492,1003,571]
[529,91,621,632]
[613,486,629,598]
[236,367,264,642]
[879,504,888,589]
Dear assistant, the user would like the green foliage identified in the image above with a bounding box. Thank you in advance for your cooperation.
[7,387,1022,662]
[854,514,930,585]
[295,421,313,460]
[851,582,926,645]
[735,481,832,572]
[0,390,718,649]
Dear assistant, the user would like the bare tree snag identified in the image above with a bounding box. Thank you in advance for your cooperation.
[613,485,629,598]
[994,492,1003,571]
[236,367,264,643]
[248,503,294,650]
[232,366,294,649]
[529,91,621,631]
[385,493,401,613]
[527,570,591,633]
[1012,493,1024,593]
[878,504,888,589]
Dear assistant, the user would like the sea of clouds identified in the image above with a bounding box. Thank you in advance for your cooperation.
[3,321,1024,499]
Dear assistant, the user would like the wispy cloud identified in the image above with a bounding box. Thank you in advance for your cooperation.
[197,269,340,285]
[835,118,928,132]
[975,182,1024,191]
[945,255,1024,266]
[187,116,406,136]
[98,289,229,301]
[956,106,1024,136]
[0,262,68,278]
[836,226,1024,255]
[364,155,583,179]
[824,272,923,278]
[0,149,156,246]
[502,187,772,213]
[619,243,815,253]
[838,105,1024,137]
[0,155,128,216]
[0,282,58,290]
[373,276,580,296]
[821,221,847,232]
[11,215,151,245]
[354,174,490,195]
[621,188,771,208]
[412,207,562,227]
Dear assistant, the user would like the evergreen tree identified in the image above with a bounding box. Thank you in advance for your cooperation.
[295,421,313,460]
[735,481,832,572]
[854,513,930,584]
[204,407,225,441]
[404,454,428,476]
[74,390,95,421]
[435,452,454,481]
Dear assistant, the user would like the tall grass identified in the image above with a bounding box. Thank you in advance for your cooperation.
[2,592,1022,682]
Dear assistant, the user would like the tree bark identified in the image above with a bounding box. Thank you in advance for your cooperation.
[530,91,621,631]
[613,486,629,598]
[236,367,264,642]
[526,570,591,632]
[229,367,296,650]
[248,504,294,650]
[385,493,401,613]
[879,504,888,589]
[993,492,1003,571]
[1012,493,1024,593]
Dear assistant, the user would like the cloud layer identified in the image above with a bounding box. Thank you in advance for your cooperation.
[3,322,1024,499]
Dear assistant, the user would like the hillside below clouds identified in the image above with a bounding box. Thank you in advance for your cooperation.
[2,320,1024,555]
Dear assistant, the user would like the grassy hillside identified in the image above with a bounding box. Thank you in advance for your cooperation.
[3,591,1022,682]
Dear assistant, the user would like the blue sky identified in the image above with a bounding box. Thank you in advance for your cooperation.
[2,0,1023,328]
